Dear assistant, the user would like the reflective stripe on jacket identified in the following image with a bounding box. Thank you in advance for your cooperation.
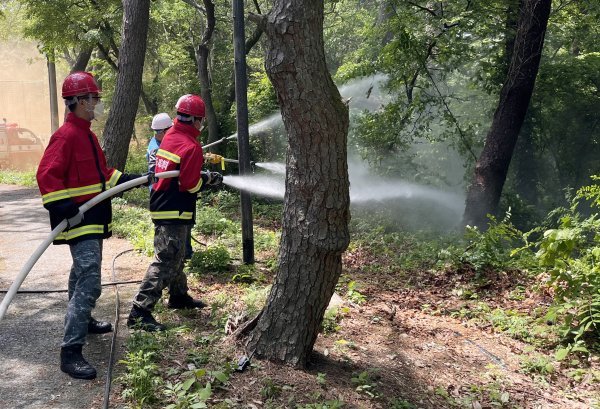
[150,119,203,225]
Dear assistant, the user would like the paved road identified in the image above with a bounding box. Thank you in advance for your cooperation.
[0,184,150,409]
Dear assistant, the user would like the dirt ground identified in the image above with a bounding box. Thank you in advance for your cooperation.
[181,281,598,409]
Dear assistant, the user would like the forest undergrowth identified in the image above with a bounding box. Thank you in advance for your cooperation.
[107,179,600,409]
[2,168,599,408]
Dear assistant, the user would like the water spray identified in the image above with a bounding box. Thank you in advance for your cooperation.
[0,170,180,321]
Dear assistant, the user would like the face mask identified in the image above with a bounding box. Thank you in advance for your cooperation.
[93,101,104,119]
[83,96,103,120]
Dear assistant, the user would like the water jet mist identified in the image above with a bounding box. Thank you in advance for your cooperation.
[223,160,465,231]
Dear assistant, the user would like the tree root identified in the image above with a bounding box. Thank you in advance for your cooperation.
[232,310,262,340]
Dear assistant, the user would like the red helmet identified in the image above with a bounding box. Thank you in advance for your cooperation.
[175,94,205,118]
[62,72,101,98]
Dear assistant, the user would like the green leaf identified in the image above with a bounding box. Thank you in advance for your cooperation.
[197,382,212,401]
[213,371,229,383]
[555,348,569,361]
[182,377,196,391]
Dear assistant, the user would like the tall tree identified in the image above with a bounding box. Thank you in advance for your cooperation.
[463,0,551,229]
[102,0,150,170]
[243,0,350,366]
[69,45,94,72]
[181,0,219,145]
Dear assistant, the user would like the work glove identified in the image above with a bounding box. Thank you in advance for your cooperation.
[204,153,223,165]
[143,171,158,187]
[66,210,84,229]
[201,171,223,188]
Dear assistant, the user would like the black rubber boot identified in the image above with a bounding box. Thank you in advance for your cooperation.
[60,345,97,380]
[88,317,113,334]
[127,306,166,332]
[167,293,207,310]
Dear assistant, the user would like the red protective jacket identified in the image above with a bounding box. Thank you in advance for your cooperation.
[150,119,204,224]
[37,113,128,244]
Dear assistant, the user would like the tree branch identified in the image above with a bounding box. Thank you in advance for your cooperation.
[180,0,206,14]
[248,12,267,31]
[405,1,438,17]
[97,42,118,71]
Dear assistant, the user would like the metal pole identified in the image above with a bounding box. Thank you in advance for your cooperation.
[232,0,254,264]
[47,50,59,133]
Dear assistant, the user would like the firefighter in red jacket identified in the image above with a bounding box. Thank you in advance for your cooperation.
[127,94,222,331]
[36,72,147,380]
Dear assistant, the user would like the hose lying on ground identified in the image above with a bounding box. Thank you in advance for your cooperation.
[102,248,133,409]
[0,280,142,293]
[0,170,180,321]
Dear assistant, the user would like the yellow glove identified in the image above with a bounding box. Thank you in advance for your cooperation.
[204,153,223,164]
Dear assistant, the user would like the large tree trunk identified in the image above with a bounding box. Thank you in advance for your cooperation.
[193,0,219,146]
[245,0,350,367]
[70,45,94,73]
[462,0,551,229]
[101,0,150,170]
[97,41,157,117]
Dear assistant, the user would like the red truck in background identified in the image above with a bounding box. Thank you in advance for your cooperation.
[0,118,44,170]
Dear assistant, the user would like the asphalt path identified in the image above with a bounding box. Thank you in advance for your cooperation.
[0,184,150,409]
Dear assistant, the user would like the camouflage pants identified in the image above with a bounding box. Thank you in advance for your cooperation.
[132,224,190,311]
[62,239,103,348]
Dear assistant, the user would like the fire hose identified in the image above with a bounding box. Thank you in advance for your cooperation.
[201,134,238,150]
[0,170,180,321]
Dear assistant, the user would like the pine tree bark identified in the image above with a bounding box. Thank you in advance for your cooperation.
[463,0,551,229]
[102,0,150,170]
[245,0,350,367]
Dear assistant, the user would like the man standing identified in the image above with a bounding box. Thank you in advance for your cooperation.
[128,94,222,332]
[146,112,194,259]
[37,71,148,380]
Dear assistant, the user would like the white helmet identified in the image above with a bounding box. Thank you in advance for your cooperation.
[151,113,173,131]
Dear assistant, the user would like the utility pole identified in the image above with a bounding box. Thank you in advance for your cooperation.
[232,0,254,264]
[47,50,59,133]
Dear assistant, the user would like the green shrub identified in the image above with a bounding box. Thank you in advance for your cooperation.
[112,198,154,255]
[121,186,150,207]
[254,229,280,253]
[461,211,534,272]
[194,206,237,236]
[118,350,162,404]
[125,147,150,174]
[188,245,231,275]
[533,178,600,346]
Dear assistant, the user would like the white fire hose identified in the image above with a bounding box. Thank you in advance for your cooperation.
[0,170,180,321]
